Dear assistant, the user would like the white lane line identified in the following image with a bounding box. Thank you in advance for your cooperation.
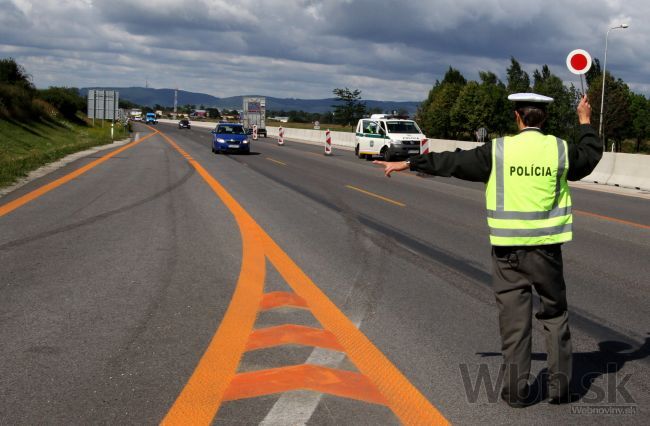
[259,345,351,426]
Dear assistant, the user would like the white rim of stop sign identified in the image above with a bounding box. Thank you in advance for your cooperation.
[566,49,592,75]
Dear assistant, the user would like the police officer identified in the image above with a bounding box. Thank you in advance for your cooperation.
[374,94,602,407]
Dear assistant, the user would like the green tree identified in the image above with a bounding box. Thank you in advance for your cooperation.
[416,67,467,138]
[0,57,34,89]
[0,57,38,120]
[478,71,512,137]
[450,71,511,140]
[627,93,650,152]
[119,98,139,109]
[450,81,482,138]
[332,87,366,125]
[38,87,85,121]
[587,73,631,149]
[585,58,602,88]
[532,65,576,140]
[506,57,530,94]
[440,66,466,85]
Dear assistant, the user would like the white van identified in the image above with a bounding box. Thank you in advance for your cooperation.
[354,114,425,161]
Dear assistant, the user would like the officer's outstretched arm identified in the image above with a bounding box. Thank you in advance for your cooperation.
[567,95,603,181]
[373,160,409,177]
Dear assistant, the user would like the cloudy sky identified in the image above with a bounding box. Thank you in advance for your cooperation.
[1,0,647,101]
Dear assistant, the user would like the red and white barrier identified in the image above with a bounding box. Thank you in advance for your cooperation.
[252,124,258,140]
[278,127,284,145]
[420,137,429,155]
[324,129,332,155]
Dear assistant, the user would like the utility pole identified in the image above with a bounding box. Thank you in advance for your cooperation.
[173,88,178,116]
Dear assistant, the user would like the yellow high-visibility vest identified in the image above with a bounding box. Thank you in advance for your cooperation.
[485,131,572,246]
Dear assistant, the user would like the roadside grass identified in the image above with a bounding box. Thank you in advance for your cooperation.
[267,120,354,133]
[0,118,129,188]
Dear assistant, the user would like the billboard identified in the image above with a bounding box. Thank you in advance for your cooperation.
[87,90,119,120]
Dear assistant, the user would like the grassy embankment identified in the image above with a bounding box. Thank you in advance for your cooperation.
[0,118,128,188]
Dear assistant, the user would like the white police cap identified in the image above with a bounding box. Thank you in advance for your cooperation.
[507,93,554,103]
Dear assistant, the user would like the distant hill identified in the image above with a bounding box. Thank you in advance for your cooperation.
[79,87,421,115]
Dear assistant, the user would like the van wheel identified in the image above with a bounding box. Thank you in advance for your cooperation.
[355,144,362,158]
[382,148,392,162]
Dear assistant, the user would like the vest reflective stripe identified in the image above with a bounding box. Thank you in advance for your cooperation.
[485,132,573,246]
[486,205,572,220]
[552,137,567,208]
[489,223,572,237]
[495,137,505,211]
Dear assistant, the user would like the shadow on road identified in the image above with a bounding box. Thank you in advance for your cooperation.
[476,334,649,405]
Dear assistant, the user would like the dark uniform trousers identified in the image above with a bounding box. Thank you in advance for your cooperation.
[492,243,572,402]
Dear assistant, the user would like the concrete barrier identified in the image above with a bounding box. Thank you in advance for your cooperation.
[581,152,615,185]
[579,152,650,191]
[605,152,650,190]
[427,139,483,152]
[267,126,355,150]
[158,118,214,129]
[159,121,649,191]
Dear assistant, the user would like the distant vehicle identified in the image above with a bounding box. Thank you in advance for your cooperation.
[242,96,267,138]
[211,122,250,154]
[178,118,191,129]
[355,114,425,161]
[190,109,207,119]
[130,109,142,121]
[145,112,158,124]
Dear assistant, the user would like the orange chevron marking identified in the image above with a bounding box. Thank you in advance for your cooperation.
[158,128,449,426]
[260,291,308,311]
[245,324,344,352]
[222,364,388,405]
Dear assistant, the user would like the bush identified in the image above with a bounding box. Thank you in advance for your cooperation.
[0,57,34,89]
[0,83,37,121]
[38,87,85,121]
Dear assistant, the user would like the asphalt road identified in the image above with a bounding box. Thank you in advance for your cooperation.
[0,122,648,425]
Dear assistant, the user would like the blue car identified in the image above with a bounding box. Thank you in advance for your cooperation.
[211,123,250,154]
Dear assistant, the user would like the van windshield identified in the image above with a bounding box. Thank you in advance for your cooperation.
[386,121,421,134]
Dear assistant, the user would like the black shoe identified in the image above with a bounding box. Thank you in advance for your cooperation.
[548,393,577,405]
[501,388,534,408]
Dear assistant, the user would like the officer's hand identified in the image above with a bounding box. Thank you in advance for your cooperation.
[373,160,409,177]
[577,95,591,125]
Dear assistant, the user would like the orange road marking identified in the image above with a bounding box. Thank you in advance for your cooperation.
[261,232,447,425]
[245,325,344,352]
[0,132,159,217]
[222,365,388,405]
[159,134,267,425]
[158,130,449,426]
[574,209,650,230]
[260,291,308,311]
[345,184,406,207]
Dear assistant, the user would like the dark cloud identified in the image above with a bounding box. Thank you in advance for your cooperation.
[0,0,646,100]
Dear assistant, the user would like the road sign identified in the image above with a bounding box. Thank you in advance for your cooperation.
[87,89,119,120]
[566,49,592,75]
[314,120,320,130]
[476,127,488,142]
